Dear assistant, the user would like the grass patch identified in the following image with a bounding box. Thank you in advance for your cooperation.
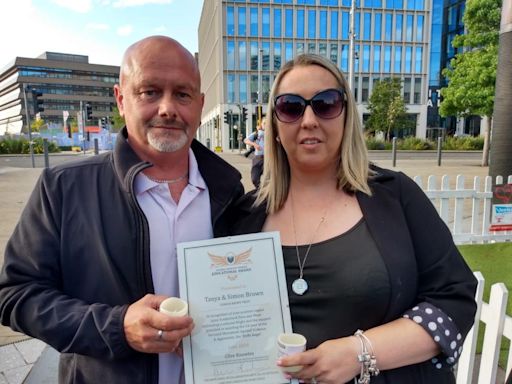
[458,242,512,371]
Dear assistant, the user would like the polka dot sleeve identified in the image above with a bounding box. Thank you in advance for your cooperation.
[403,302,464,369]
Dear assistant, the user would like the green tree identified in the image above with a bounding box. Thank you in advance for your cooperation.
[31,118,45,133]
[366,78,408,141]
[439,0,501,166]
[111,106,125,132]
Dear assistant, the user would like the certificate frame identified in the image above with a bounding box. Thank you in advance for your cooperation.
[177,232,292,384]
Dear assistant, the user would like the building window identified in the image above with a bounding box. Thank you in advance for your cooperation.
[385,14,393,41]
[354,76,359,101]
[406,15,413,41]
[416,15,424,42]
[239,41,247,70]
[320,10,327,39]
[355,12,360,39]
[285,9,293,37]
[384,45,392,72]
[405,46,412,73]
[363,13,371,40]
[330,43,338,65]
[308,10,316,38]
[330,10,339,39]
[354,44,360,71]
[373,45,381,72]
[415,46,422,72]
[274,42,282,70]
[320,0,339,4]
[342,12,349,39]
[297,9,305,38]
[297,42,305,55]
[395,14,403,41]
[319,43,328,58]
[262,74,270,103]
[394,46,402,73]
[238,7,246,36]
[404,77,411,103]
[251,75,258,103]
[240,74,248,104]
[363,45,370,72]
[414,77,422,103]
[262,8,270,37]
[308,42,316,53]
[362,76,369,102]
[262,41,270,70]
[341,44,349,72]
[250,41,258,70]
[227,74,235,103]
[374,13,382,40]
[227,7,234,35]
[250,8,258,36]
[274,8,282,37]
[227,41,235,70]
[285,42,293,62]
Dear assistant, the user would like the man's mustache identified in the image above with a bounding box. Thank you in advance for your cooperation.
[148,120,187,130]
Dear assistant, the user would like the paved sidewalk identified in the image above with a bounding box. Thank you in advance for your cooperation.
[0,151,490,383]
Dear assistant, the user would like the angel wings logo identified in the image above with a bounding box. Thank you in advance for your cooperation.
[208,248,252,280]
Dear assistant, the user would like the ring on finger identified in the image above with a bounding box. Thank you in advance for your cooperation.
[157,329,164,341]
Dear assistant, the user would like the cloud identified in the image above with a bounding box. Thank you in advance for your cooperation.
[117,25,133,36]
[86,23,110,31]
[112,0,172,7]
[51,0,92,13]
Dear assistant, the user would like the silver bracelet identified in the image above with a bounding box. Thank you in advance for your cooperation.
[354,329,380,384]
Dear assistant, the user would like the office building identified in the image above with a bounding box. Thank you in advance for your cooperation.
[198,0,431,151]
[0,52,119,136]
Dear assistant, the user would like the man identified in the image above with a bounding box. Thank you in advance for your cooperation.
[244,117,265,188]
[0,36,243,383]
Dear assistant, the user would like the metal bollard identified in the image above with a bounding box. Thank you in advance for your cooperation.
[43,139,49,168]
[94,138,99,155]
[392,137,397,167]
[437,136,442,166]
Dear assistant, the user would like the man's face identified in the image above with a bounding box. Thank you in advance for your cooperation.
[114,39,204,156]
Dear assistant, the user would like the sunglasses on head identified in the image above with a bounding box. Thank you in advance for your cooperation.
[273,88,346,123]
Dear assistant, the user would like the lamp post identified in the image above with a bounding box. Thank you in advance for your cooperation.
[258,48,263,124]
[348,0,356,90]
[22,84,35,168]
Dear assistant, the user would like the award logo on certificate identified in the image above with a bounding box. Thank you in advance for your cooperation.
[177,232,292,383]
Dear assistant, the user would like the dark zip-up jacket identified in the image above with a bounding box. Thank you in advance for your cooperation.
[231,166,477,384]
[0,128,243,383]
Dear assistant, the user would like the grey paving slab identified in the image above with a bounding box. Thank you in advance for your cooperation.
[0,345,25,373]
[23,346,59,384]
[0,373,8,384]
[3,365,31,384]
[14,339,46,365]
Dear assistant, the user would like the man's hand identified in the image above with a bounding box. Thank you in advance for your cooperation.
[124,294,194,354]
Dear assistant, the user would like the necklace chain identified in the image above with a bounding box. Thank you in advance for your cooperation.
[290,189,328,280]
[144,172,189,184]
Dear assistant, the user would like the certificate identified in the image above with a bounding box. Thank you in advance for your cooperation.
[177,232,292,384]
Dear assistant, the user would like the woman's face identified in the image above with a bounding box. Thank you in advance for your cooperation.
[274,65,345,174]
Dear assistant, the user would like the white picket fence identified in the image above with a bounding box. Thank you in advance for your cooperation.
[413,174,512,244]
[412,174,512,383]
[456,272,511,384]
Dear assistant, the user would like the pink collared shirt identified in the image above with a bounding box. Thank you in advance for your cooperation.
[134,149,213,384]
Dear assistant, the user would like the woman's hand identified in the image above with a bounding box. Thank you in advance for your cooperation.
[278,336,361,384]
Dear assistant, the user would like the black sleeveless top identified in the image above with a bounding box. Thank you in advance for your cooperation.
[282,219,391,349]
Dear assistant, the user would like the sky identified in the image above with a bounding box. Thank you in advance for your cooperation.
[0,0,204,69]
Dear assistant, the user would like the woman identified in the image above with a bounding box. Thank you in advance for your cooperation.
[232,54,477,383]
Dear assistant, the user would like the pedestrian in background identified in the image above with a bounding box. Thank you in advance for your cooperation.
[244,116,266,189]
[0,35,243,383]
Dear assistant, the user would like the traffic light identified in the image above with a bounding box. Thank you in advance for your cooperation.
[242,107,248,122]
[224,111,230,124]
[85,104,93,120]
[31,90,44,114]
[100,118,107,130]
[255,105,263,121]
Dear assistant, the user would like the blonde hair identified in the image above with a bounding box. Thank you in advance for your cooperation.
[255,54,372,214]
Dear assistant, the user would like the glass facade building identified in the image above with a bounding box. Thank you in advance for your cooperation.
[198,0,431,150]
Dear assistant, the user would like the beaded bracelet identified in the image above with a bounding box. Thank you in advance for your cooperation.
[354,329,380,384]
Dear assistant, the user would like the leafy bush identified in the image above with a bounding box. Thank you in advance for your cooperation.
[366,137,390,150]
[398,137,435,150]
[442,136,484,150]
[0,137,60,154]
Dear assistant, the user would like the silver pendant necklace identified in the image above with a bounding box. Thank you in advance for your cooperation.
[290,189,328,296]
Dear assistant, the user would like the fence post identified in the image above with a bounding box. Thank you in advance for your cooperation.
[478,283,509,383]
[437,136,442,166]
[392,137,397,167]
[43,138,49,168]
[94,138,99,155]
